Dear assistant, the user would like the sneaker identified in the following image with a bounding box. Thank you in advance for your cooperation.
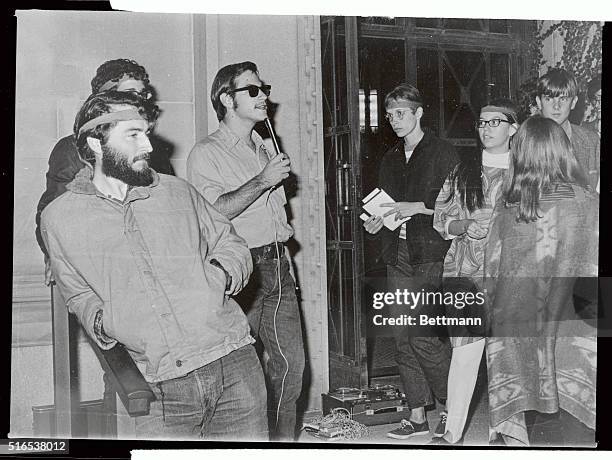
[432,411,447,438]
[387,419,430,439]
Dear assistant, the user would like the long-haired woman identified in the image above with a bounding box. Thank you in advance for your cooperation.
[484,115,598,445]
[433,98,519,444]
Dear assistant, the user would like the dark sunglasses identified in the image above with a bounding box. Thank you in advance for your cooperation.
[230,84,271,97]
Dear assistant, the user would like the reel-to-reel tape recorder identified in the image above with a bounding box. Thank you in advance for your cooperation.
[322,384,409,426]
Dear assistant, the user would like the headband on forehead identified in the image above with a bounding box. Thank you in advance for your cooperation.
[78,109,145,137]
[97,73,134,93]
[481,105,517,121]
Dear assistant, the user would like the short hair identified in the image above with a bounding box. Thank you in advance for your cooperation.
[384,83,423,110]
[74,90,160,164]
[537,68,578,99]
[504,115,587,222]
[210,61,259,121]
[90,59,150,94]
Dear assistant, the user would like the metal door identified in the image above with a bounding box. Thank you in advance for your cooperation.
[321,16,368,390]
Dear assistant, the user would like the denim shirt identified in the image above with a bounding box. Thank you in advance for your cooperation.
[186,122,293,248]
[41,168,254,382]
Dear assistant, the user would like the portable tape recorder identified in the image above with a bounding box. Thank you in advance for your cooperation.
[321,384,409,426]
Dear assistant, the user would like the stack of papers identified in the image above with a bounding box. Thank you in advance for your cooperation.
[360,188,410,231]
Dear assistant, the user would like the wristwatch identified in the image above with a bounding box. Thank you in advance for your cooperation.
[210,258,232,291]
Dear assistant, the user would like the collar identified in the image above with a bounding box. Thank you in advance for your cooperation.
[561,121,573,139]
[67,164,159,200]
[218,121,266,152]
[403,130,425,152]
[482,150,510,169]
[391,129,433,156]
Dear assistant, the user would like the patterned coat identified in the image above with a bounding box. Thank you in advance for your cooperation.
[433,164,506,347]
[484,183,598,445]
[570,123,600,191]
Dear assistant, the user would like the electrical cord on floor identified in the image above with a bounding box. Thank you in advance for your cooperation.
[267,189,290,432]
[304,408,370,440]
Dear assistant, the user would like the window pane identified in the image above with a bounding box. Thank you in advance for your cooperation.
[416,18,439,28]
[443,51,486,139]
[417,48,441,137]
[358,37,405,192]
[443,18,485,31]
[359,16,397,26]
[490,53,511,100]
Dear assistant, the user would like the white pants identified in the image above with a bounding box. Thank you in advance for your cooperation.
[443,339,485,444]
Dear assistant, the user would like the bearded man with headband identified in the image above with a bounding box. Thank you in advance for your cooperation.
[40,90,267,440]
[35,58,174,284]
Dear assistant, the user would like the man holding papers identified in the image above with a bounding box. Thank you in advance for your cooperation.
[363,83,458,440]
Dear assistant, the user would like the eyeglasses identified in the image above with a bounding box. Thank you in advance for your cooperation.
[384,109,414,122]
[230,84,271,97]
[475,118,513,129]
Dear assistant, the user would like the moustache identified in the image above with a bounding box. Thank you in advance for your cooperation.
[132,154,150,163]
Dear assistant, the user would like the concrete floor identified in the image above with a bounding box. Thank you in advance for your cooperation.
[297,364,595,447]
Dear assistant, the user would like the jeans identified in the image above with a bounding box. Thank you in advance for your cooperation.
[387,240,451,409]
[235,252,305,441]
[135,345,268,440]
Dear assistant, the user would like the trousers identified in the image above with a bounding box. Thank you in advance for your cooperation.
[135,345,268,440]
[235,251,305,441]
[387,240,451,409]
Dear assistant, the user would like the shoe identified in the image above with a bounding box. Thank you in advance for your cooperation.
[428,437,451,445]
[429,436,463,446]
[387,419,430,439]
[432,411,447,438]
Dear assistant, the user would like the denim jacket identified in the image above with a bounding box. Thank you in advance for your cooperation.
[36,135,175,257]
[41,168,254,382]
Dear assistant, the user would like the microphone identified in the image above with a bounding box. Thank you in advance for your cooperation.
[264,118,284,192]
[264,118,282,157]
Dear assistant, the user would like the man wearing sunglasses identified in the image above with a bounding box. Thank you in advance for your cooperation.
[187,61,304,441]
[363,83,458,440]
[35,58,175,284]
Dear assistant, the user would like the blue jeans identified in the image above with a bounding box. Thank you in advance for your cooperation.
[235,252,305,441]
[135,345,268,440]
[387,241,451,409]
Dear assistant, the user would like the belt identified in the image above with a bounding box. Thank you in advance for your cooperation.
[250,242,285,260]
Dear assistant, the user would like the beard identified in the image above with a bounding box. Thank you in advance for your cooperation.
[101,143,154,187]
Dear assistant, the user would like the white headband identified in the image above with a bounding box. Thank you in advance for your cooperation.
[78,109,144,136]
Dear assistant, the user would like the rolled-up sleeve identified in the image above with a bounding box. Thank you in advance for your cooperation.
[186,143,227,205]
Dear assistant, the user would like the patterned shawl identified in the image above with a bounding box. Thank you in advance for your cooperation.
[483,184,598,445]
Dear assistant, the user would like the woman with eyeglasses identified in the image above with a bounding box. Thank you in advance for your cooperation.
[432,98,519,444]
[484,115,597,445]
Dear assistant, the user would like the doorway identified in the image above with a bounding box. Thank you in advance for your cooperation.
[321,16,535,389]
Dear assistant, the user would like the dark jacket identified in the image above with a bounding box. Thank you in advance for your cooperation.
[35,135,84,256]
[376,130,459,265]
